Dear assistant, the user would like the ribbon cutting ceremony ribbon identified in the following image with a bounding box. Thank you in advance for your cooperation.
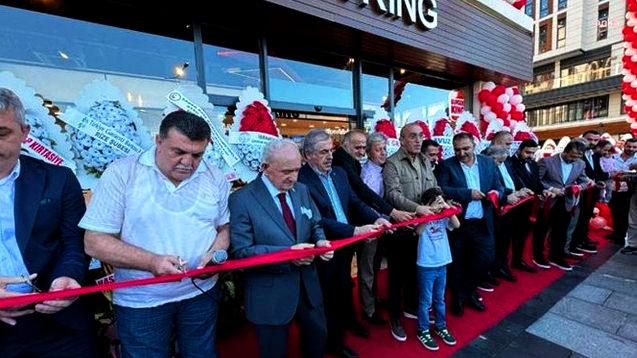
[499,195,536,216]
[0,207,462,310]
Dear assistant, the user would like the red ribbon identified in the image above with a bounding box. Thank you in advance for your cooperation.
[0,207,462,310]
[499,195,536,216]
[486,190,500,210]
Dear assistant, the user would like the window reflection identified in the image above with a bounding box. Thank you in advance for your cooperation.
[524,57,615,94]
[392,70,451,131]
[203,44,260,97]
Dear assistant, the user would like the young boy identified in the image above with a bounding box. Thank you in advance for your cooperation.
[415,187,460,351]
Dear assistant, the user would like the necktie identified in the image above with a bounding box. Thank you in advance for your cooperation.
[277,193,296,238]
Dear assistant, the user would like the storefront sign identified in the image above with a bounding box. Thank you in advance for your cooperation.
[448,90,465,122]
[358,0,438,30]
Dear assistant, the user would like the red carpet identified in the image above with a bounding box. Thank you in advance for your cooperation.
[218,224,612,357]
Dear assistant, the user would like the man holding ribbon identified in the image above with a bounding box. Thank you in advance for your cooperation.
[538,140,591,271]
[81,111,230,357]
[0,88,95,357]
[436,132,506,316]
[230,139,333,358]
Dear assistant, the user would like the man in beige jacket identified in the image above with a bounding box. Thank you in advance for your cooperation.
[383,123,438,342]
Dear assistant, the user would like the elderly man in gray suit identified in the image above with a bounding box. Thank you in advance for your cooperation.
[538,140,591,271]
[230,139,333,358]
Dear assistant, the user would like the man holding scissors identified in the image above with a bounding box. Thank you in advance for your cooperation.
[81,111,230,357]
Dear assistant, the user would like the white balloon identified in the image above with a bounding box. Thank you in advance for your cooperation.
[628,48,637,57]
[624,93,630,101]
[631,81,637,88]
[625,75,636,83]
[628,99,637,107]
[503,103,512,112]
[505,88,514,98]
[633,26,637,34]
[485,112,497,122]
[633,104,637,113]
[628,118,636,124]
[480,106,491,116]
[628,11,637,21]
[510,94,523,105]
[497,94,510,104]
[482,82,496,91]
[632,54,637,62]
[631,122,637,129]
[516,103,526,112]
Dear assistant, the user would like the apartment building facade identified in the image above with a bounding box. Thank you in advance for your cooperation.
[523,0,627,140]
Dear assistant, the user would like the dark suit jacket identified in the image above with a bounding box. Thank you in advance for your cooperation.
[332,147,393,216]
[508,155,543,194]
[14,155,91,330]
[583,151,610,182]
[435,154,505,236]
[298,165,379,239]
[229,178,325,325]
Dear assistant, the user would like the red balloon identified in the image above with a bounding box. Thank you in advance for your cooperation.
[492,85,506,96]
[510,111,524,121]
[487,94,499,107]
[512,87,520,95]
[478,89,490,103]
[590,216,607,230]
[629,3,637,12]
[492,102,504,114]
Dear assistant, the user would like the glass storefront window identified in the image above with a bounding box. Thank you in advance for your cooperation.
[203,44,260,98]
[392,69,451,130]
[267,52,354,109]
[361,63,390,129]
[0,5,197,132]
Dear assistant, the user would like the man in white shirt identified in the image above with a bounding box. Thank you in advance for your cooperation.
[81,111,230,357]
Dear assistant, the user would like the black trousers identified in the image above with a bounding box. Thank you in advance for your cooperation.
[316,250,351,351]
[610,191,632,243]
[572,187,599,247]
[385,230,418,318]
[508,202,535,264]
[0,313,96,358]
[494,210,515,270]
[448,219,494,302]
[547,198,571,260]
[255,280,327,358]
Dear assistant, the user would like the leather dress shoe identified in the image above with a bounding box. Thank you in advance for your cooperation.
[468,292,486,312]
[450,297,464,316]
[495,267,517,282]
[349,319,369,338]
[339,345,359,358]
[512,261,537,273]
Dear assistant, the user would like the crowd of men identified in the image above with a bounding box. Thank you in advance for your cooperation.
[1,86,636,358]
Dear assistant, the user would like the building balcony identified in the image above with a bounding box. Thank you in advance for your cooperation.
[522,62,622,95]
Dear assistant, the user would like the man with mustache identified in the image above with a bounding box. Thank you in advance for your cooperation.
[81,111,230,357]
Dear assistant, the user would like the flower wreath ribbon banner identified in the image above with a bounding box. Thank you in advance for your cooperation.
[22,134,76,171]
[0,207,463,310]
[61,108,144,156]
[166,91,241,168]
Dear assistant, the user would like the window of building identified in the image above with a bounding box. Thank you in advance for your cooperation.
[558,0,568,11]
[0,5,198,134]
[538,21,552,54]
[267,49,354,109]
[557,16,566,49]
[525,1,534,18]
[597,6,609,41]
[621,96,627,114]
[392,69,451,130]
[539,0,552,18]
[361,62,390,130]
[528,95,610,127]
[202,44,260,98]
[560,57,612,87]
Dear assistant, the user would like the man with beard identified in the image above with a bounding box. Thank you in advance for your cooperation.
[538,140,591,271]
[570,130,607,254]
[436,133,506,316]
[508,140,556,272]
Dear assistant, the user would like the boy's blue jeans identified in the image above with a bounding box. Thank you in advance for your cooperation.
[417,265,447,332]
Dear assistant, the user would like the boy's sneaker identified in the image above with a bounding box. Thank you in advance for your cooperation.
[434,327,457,346]
[417,330,439,351]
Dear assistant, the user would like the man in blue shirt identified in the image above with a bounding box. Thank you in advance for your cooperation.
[0,88,94,356]
[436,133,505,317]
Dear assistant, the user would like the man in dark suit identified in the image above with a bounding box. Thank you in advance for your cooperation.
[436,132,506,316]
[0,88,94,356]
[298,129,390,358]
[332,129,412,330]
[571,130,607,254]
[230,139,332,358]
[538,140,591,271]
[508,140,555,272]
